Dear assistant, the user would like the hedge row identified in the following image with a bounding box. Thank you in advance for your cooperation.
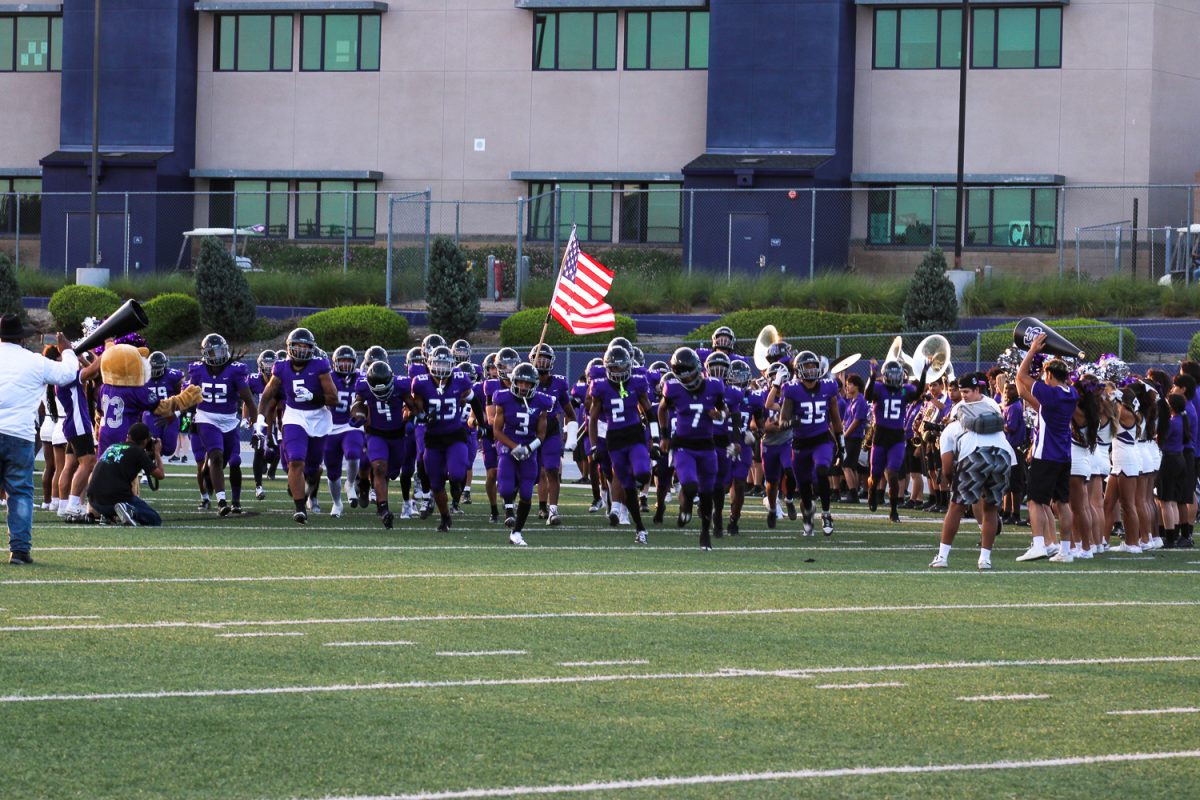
[499,307,637,348]
[979,318,1136,360]
[300,305,409,351]
[689,309,905,359]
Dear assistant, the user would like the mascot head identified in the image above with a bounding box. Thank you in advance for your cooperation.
[100,343,152,387]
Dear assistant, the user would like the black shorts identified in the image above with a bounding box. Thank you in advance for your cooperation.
[1008,459,1027,498]
[905,443,924,474]
[1157,453,1192,504]
[1027,458,1070,504]
[66,434,95,457]
[844,437,863,469]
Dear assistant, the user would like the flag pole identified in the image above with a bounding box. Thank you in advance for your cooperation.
[537,224,576,352]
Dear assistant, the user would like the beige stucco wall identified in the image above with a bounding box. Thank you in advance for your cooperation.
[0,72,60,168]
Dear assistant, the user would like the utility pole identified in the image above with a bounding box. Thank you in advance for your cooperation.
[953,0,969,268]
[86,0,101,269]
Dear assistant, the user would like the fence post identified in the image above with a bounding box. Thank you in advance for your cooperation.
[1057,186,1067,277]
[232,192,238,255]
[1118,327,1124,359]
[13,193,19,272]
[975,332,981,371]
[1114,225,1122,274]
[342,191,350,275]
[423,187,432,287]
[1165,226,1173,282]
[123,192,130,277]
[1187,187,1196,286]
[809,188,816,280]
[687,188,695,275]
[1074,227,1081,278]
[552,184,561,275]
[455,201,461,244]
[516,198,525,310]
[385,194,394,307]
[835,335,841,358]
[565,345,572,383]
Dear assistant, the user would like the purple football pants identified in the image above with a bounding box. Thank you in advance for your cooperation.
[195,422,242,468]
[673,446,717,493]
[870,440,905,481]
[792,439,834,484]
[323,429,364,482]
[609,442,651,490]
[760,442,793,484]
[282,424,325,478]
[367,435,406,480]
[498,446,539,502]
[423,440,470,493]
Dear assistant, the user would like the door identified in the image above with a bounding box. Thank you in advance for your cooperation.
[65,211,127,275]
[728,213,769,277]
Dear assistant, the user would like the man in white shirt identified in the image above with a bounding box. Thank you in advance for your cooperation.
[0,315,80,564]
[929,372,1015,570]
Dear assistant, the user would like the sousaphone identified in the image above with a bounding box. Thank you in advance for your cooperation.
[753,325,782,372]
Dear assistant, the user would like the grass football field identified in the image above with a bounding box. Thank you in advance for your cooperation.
[2,470,1198,799]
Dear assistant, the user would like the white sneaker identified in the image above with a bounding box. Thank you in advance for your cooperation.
[977,556,992,570]
[309,497,321,514]
[369,489,378,504]
[618,507,631,525]
[1045,543,1060,557]
[1096,541,1108,553]
[635,530,647,545]
[588,500,605,513]
[255,485,266,501]
[1147,537,1164,551]
[1048,549,1074,563]
[400,501,413,520]
[929,555,949,569]
[1015,544,1049,562]
[1113,542,1143,554]
[330,499,343,518]
[1076,548,1094,560]
[762,496,771,510]
[664,491,674,505]
[509,531,527,546]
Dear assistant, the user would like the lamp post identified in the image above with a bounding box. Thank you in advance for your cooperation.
[86,0,101,269]
[953,0,969,268]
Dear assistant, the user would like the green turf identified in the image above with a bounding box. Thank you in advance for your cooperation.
[1,473,1197,799]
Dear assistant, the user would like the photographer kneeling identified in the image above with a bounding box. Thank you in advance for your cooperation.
[87,423,165,527]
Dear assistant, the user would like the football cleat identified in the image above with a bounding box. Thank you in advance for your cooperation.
[437,516,452,532]
[547,511,562,527]
[462,488,472,505]
[231,505,242,515]
[728,519,739,536]
[381,511,395,530]
[419,502,432,520]
[293,511,307,525]
[198,498,211,511]
[217,499,230,518]
[400,501,413,520]
[821,512,833,536]
[767,511,777,530]
[255,485,265,501]
[929,555,949,569]
[330,500,343,519]
[801,504,814,537]
[509,531,528,546]
[653,505,665,525]
[677,510,692,528]
[489,511,500,524]
[505,513,516,529]
[538,507,549,520]
[889,510,901,524]
[608,510,619,527]
[589,500,605,514]
[786,501,798,521]
[635,530,648,545]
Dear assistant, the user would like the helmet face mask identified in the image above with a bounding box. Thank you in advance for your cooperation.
[332,345,357,377]
[671,347,704,391]
[429,346,455,380]
[511,363,538,399]
[705,351,731,381]
[529,344,555,375]
[712,326,735,352]
[795,350,821,382]
[201,334,231,367]
[605,345,632,383]
[149,351,169,379]
[727,360,751,388]
[286,328,316,365]
[882,360,906,388]
[367,361,395,399]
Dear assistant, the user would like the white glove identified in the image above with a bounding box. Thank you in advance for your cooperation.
[293,386,314,403]
[725,442,740,460]
[253,415,268,437]
[564,420,579,451]
[772,368,790,387]
[511,444,531,461]
[743,430,756,446]
[240,417,251,430]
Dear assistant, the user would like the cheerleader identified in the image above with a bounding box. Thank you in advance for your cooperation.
[1062,378,1100,562]
[1104,386,1144,553]
[1133,382,1163,550]
[1089,386,1117,552]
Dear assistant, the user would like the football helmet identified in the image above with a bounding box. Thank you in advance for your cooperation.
[605,345,632,383]
[712,326,736,352]
[257,349,277,377]
[286,328,317,364]
[529,343,555,375]
[149,351,169,380]
[649,360,669,374]
[727,360,752,388]
[362,346,388,369]
[607,336,633,356]
[366,360,395,399]
[332,345,357,377]
[496,347,521,378]
[451,339,472,363]
[766,340,793,366]
[882,359,906,389]
[482,352,499,379]
[794,350,822,382]
[200,333,231,367]
[630,346,645,368]
[421,334,447,360]
[766,362,791,386]
[428,346,455,380]
[670,347,704,391]
[705,351,731,381]
[511,363,539,399]
[406,346,425,367]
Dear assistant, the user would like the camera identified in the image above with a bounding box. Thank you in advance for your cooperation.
[145,437,159,455]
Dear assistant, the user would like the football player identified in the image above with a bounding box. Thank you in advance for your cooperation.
[492,362,553,545]
[144,351,184,462]
[255,328,338,525]
[352,360,411,530]
[410,346,478,530]
[530,344,573,526]
[323,345,363,517]
[188,334,255,516]
[866,358,930,523]
[775,350,843,536]
[589,345,653,543]
[248,350,281,500]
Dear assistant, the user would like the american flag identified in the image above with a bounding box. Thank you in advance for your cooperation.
[549,229,616,334]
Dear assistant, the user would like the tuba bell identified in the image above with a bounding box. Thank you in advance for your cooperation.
[910,334,952,383]
[884,336,915,376]
[753,325,782,372]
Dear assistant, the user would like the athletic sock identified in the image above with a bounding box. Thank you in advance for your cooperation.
[293,498,306,514]
[938,543,951,560]
[515,499,532,531]
[979,547,991,562]
[377,501,389,514]
[490,502,499,516]
[1032,535,1045,550]
[215,491,226,503]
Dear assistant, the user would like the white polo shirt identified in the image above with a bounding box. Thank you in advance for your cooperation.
[0,342,81,442]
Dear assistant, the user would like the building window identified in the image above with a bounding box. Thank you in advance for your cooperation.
[209,180,291,236]
[873,8,961,69]
[619,184,682,243]
[300,14,380,71]
[532,12,617,71]
[0,178,41,235]
[295,181,376,238]
[625,11,708,70]
[215,15,293,71]
[972,7,1061,69]
[867,185,1056,248]
[0,16,62,72]
[527,182,613,242]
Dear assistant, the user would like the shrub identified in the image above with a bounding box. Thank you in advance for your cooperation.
[1189,332,1200,362]
[500,307,636,347]
[689,308,903,358]
[902,248,958,332]
[195,236,257,340]
[978,318,1136,360]
[426,237,481,341]
[141,293,202,348]
[300,305,409,351]
[0,252,24,321]
[48,284,122,337]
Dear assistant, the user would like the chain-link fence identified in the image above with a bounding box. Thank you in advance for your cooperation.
[4,184,1199,301]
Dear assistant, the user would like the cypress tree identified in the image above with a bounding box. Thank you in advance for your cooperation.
[426,236,481,343]
[901,248,958,332]
[194,236,257,340]
[0,252,25,322]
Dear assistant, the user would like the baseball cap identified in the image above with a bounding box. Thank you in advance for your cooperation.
[959,372,989,392]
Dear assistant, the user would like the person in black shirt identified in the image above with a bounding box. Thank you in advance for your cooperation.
[87,422,166,527]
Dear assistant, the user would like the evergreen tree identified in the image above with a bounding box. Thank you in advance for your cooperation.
[0,252,25,322]
[901,248,958,332]
[426,236,481,342]
[194,236,257,340]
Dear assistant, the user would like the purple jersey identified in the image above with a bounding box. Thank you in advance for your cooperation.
[494,388,553,446]
[538,374,572,428]
[870,382,913,431]
[844,394,868,438]
[330,372,358,426]
[273,357,331,411]
[1162,414,1185,454]
[411,372,474,435]
[571,381,588,425]
[1031,381,1078,462]
[248,372,269,399]
[782,379,839,439]
[664,377,726,440]
[146,368,184,403]
[355,378,410,433]
[57,376,93,439]
[408,363,428,379]
[724,385,749,435]
[483,377,506,405]
[1004,400,1027,451]
[98,384,159,447]
[590,375,649,431]
[188,361,249,416]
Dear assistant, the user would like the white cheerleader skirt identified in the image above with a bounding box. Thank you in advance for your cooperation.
[1140,440,1161,474]
[1111,440,1140,478]
[1089,444,1110,478]
[1070,442,1092,478]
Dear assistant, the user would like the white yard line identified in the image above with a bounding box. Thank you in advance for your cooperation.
[814,682,905,690]
[1107,707,1200,716]
[435,650,528,657]
[2,600,1198,634]
[958,693,1051,702]
[0,655,1193,705]
[12,615,100,620]
[324,641,416,648]
[557,660,649,667]
[216,632,305,638]
[297,750,1200,799]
